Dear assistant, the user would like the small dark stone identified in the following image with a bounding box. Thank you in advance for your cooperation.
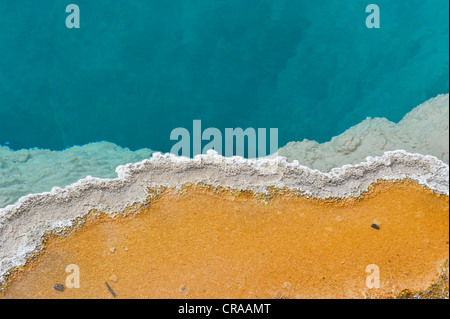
[54,284,64,292]
[371,224,380,230]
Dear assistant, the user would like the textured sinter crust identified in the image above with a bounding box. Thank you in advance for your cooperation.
[0,142,154,208]
[278,94,449,171]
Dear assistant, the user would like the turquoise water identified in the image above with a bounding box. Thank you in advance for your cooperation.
[0,0,448,153]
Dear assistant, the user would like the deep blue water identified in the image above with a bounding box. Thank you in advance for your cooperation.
[0,0,448,153]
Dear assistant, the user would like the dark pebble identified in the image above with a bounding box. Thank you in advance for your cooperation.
[54,284,64,292]
[371,224,380,230]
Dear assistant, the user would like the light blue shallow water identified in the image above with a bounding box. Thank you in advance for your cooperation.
[0,0,448,153]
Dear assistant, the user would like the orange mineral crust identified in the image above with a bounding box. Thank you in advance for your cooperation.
[1,180,448,299]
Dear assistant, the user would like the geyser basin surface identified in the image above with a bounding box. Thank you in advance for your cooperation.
[0,0,448,300]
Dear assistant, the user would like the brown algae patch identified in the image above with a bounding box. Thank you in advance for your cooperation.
[0,179,448,299]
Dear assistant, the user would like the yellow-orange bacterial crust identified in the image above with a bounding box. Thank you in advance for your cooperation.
[1,180,448,299]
